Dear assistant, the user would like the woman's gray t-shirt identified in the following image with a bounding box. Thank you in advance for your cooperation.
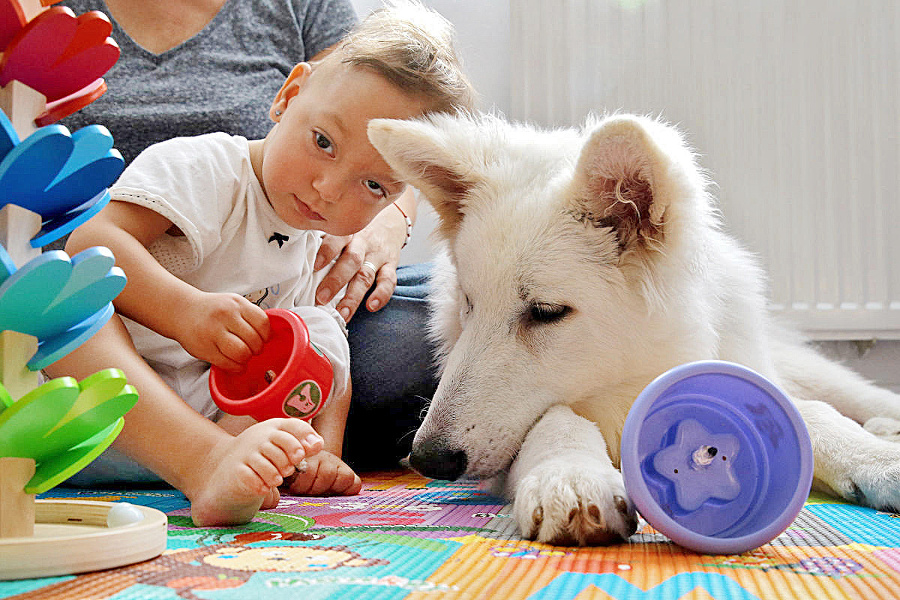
[59,0,357,164]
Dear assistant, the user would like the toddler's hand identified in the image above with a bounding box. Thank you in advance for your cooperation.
[176,292,270,370]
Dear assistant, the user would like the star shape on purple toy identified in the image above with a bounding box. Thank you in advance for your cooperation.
[652,418,741,511]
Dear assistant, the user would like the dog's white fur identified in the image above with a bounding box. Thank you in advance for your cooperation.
[368,112,900,546]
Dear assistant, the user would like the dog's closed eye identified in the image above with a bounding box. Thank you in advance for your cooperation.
[527,302,572,325]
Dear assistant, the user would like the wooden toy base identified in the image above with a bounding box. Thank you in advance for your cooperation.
[0,500,167,580]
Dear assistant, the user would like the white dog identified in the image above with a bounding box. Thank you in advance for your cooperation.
[368,112,900,546]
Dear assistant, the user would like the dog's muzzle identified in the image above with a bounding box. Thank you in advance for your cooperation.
[409,437,468,481]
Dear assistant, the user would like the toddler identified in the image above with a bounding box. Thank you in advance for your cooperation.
[49,1,475,526]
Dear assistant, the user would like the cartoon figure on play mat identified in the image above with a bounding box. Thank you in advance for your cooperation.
[203,543,389,572]
[2,533,389,600]
[284,381,322,419]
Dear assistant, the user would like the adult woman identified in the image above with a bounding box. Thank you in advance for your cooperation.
[59,0,443,470]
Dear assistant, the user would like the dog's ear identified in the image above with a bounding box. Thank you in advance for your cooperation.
[568,116,674,253]
[368,116,478,239]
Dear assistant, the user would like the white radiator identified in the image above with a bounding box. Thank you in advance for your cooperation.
[510,0,900,340]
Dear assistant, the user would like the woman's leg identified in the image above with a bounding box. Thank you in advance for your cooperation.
[343,263,438,470]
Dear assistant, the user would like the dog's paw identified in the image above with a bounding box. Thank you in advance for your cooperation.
[512,461,638,546]
[818,439,900,513]
[863,417,900,442]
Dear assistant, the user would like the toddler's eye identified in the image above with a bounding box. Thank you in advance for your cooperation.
[365,180,386,197]
[315,132,334,156]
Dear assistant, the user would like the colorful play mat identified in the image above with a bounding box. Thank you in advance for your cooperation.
[3,469,900,599]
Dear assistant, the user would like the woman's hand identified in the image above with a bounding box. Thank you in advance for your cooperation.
[314,191,414,322]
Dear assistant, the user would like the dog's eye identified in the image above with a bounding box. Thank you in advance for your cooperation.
[528,303,571,324]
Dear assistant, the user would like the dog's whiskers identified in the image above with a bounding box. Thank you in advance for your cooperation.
[398,428,418,443]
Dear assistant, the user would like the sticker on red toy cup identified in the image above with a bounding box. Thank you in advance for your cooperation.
[283,380,324,420]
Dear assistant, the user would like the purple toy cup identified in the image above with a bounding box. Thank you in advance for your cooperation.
[620,360,813,554]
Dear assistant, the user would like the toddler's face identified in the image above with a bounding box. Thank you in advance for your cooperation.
[258,59,429,235]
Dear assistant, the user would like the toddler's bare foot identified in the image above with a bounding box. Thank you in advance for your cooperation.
[284,451,362,496]
[189,418,323,526]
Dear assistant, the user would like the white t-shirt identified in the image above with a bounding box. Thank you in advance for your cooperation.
[111,133,349,419]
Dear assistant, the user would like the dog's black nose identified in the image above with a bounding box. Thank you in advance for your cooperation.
[409,438,468,481]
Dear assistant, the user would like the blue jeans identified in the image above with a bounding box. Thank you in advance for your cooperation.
[343,263,438,470]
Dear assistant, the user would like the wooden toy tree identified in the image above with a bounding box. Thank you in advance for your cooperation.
[0,0,166,580]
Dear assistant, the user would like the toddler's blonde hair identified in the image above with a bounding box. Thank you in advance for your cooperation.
[336,0,476,114]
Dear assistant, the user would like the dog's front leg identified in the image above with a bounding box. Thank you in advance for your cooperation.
[795,397,900,512]
[507,404,638,546]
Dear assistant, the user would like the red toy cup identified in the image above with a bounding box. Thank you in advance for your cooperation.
[209,308,333,422]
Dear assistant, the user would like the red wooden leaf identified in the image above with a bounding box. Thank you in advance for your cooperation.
[0,0,26,51]
[0,7,119,102]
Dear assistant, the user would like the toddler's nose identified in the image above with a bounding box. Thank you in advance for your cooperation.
[311,176,339,203]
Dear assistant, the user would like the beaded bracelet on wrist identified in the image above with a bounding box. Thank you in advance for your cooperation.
[393,202,412,249]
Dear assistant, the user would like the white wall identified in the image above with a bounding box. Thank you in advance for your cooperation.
[350,1,900,392]
[351,0,511,265]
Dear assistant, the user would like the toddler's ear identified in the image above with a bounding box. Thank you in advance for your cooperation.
[270,62,312,121]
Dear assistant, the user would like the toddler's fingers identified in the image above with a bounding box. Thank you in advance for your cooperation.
[228,317,267,356]
[332,466,362,496]
[209,348,244,372]
[216,332,254,365]
[243,303,271,343]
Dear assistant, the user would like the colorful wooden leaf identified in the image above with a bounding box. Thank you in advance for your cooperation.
[0,0,26,51]
[0,111,124,218]
[0,376,80,457]
[0,123,73,205]
[26,418,124,493]
[0,246,126,367]
[34,78,107,127]
[39,369,137,459]
[0,7,119,102]
[30,188,110,248]
[29,303,114,370]
[0,369,137,494]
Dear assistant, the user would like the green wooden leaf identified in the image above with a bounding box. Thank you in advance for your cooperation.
[25,418,124,494]
[0,377,80,457]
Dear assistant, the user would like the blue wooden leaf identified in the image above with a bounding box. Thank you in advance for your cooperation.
[0,242,16,285]
[0,125,72,204]
[0,250,71,333]
[0,123,123,219]
[30,189,110,248]
[49,125,114,185]
[29,303,114,370]
[0,247,125,351]
[42,125,123,217]
[0,109,19,159]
